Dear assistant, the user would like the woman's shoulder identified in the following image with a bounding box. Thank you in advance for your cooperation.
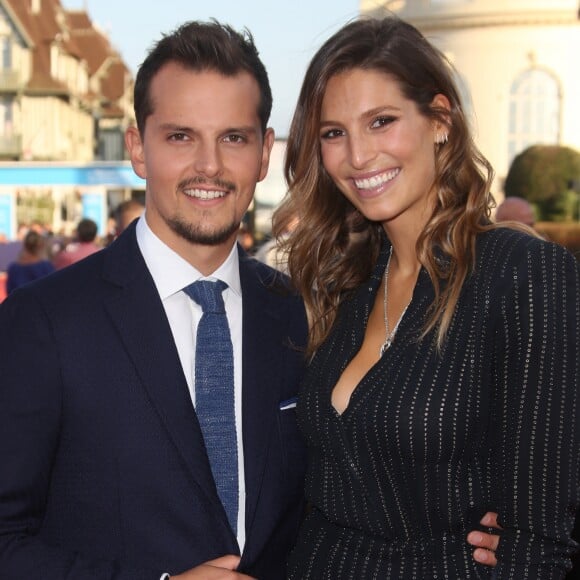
[36,259,55,274]
[475,226,579,282]
[477,225,574,262]
[478,225,543,250]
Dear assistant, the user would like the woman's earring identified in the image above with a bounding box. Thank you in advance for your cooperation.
[435,133,448,145]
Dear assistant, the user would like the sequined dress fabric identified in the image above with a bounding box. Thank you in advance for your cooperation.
[287,228,580,579]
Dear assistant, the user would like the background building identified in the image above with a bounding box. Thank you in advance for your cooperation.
[0,0,138,239]
[0,0,133,162]
[360,0,580,196]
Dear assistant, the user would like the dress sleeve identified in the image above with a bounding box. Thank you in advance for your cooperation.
[491,240,580,578]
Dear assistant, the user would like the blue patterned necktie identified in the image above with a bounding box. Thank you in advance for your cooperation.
[183,279,238,534]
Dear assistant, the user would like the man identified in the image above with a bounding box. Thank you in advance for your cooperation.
[0,21,307,579]
[53,217,102,269]
[114,198,145,236]
[254,216,299,275]
[0,20,500,580]
[495,196,535,227]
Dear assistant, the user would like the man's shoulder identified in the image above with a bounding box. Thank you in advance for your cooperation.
[10,243,108,304]
[239,254,307,341]
[240,254,299,299]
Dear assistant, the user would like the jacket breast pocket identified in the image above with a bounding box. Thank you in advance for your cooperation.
[277,400,307,483]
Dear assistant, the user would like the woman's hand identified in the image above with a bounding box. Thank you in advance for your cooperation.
[170,555,256,579]
[467,511,502,566]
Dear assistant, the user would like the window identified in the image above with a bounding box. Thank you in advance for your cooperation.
[1,35,10,70]
[508,68,560,164]
[0,97,14,135]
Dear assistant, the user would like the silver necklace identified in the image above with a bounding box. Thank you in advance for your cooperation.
[379,247,411,356]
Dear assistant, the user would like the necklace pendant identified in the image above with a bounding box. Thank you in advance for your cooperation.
[379,338,392,356]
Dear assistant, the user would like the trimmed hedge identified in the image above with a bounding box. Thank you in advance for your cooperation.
[536,222,580,260]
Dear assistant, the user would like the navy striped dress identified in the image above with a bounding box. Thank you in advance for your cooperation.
[288,228,580,579]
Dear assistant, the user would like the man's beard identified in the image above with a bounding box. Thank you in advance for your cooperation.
[166,213,240,246]
[165,176,241,245]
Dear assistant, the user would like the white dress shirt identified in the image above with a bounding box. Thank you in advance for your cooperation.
[136,215,246,551]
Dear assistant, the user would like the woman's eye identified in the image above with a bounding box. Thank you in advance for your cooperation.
[371,116,396,129]
[320,128,344,140]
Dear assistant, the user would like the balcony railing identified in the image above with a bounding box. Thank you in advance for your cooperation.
[0,69,22,92]
[0,134,22,157]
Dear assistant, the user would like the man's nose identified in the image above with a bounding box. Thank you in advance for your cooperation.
[193,141,222,177]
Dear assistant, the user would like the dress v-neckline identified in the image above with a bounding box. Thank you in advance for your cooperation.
[329,257,429,420]
[331,347,388,418]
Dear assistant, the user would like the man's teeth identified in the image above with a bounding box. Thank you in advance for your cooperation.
[354,168,400,190]
[184,188,227,200]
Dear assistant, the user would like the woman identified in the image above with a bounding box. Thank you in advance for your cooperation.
[6,230,55,294]
[274,16,580,578]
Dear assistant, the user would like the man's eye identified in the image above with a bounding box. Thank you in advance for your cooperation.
[168,133,188,141]
[224,134,246,144]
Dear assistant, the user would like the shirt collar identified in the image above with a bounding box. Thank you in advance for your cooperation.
[136,213,241,301]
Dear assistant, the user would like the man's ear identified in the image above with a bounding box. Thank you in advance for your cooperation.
[125,126,147,179]
[258,128,275,183]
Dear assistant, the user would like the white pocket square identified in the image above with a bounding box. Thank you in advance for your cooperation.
[279,397,297,410]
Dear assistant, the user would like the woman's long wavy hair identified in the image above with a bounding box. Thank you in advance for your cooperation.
[273,16,496,356]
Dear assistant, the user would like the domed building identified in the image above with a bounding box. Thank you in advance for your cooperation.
[360,0,580,196]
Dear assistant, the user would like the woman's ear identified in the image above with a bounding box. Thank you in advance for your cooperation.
[432,93,451,113]
[431,93,451,145]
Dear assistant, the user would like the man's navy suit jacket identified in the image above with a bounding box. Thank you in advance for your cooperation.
[0,222,308,579]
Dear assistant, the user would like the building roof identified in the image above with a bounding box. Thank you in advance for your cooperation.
[64,9,132,118]
[3,0,132,119]
[66,10,113,75]
[5,0,70,93]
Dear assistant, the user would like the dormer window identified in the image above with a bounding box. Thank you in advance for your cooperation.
[1,36,11,69]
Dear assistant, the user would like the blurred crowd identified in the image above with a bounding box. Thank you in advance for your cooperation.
[0,195,566,303]
[0,199,147,300]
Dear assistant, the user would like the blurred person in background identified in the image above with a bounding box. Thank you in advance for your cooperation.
[237,223,255,253]
[6,230,55,294]
[254,215,299,274]
[495,196,535,228]
[115,199,145,236]
[53,217,102,269]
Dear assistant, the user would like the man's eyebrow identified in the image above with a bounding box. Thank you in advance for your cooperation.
[222,125,259,135]
[157,123,259,136]
[158,123,193,132]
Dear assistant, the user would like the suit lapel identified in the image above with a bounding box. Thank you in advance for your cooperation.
[100,232,297,548]
[100,226,233,534]
[239,255,289,534]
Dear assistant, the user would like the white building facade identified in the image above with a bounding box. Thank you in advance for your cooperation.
[360,0,580,194]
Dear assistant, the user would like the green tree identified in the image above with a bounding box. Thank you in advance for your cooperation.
[504,145,580,221]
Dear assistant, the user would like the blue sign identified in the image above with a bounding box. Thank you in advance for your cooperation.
[0,192,15,239]
[0,162,145,187]
[81,191,106,236]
